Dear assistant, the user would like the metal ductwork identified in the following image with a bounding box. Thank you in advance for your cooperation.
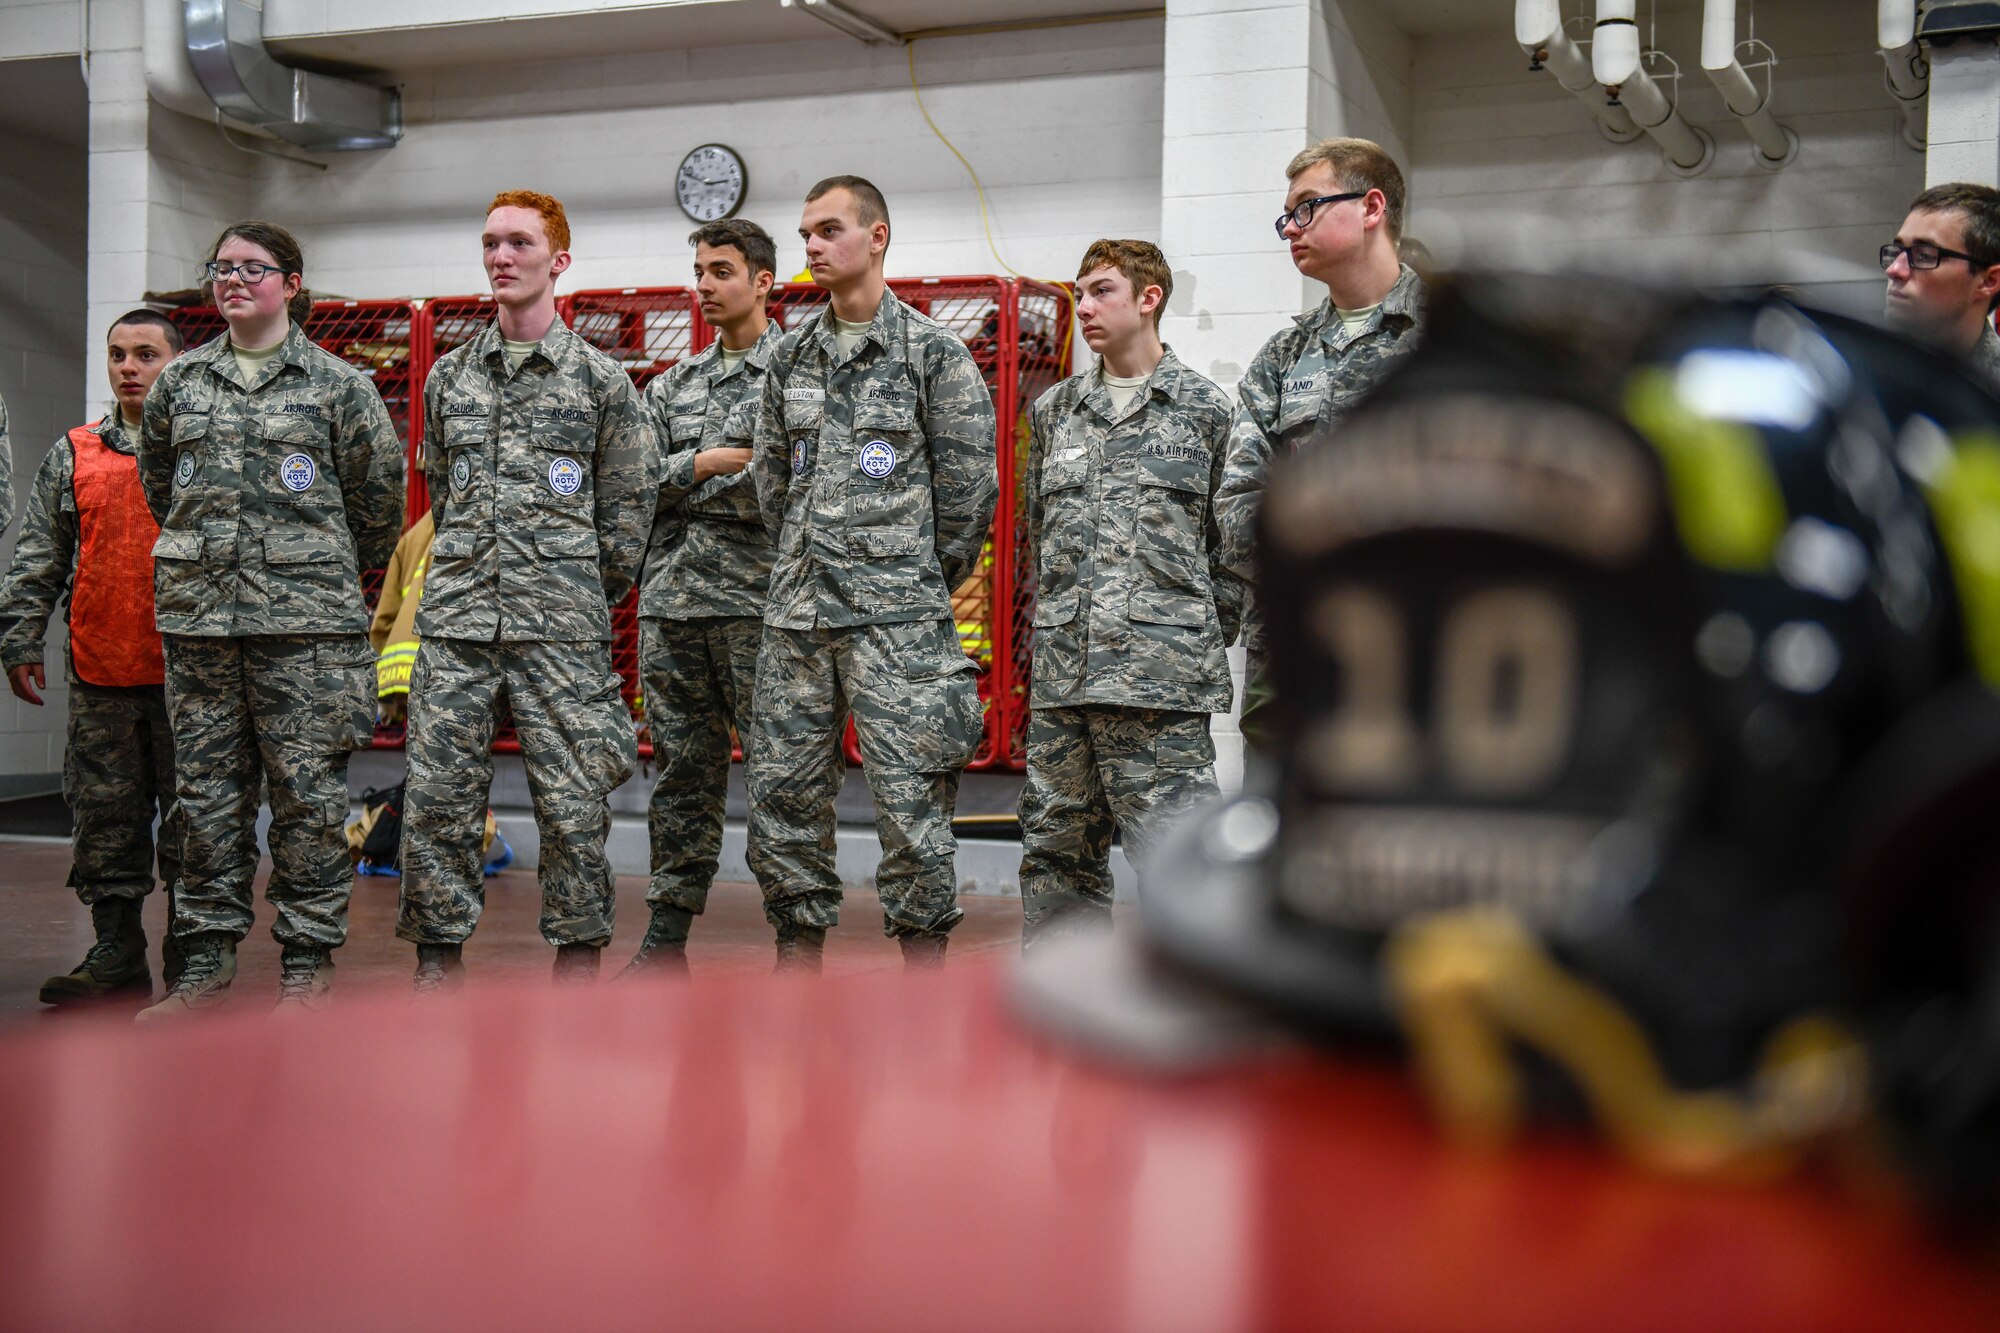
[184,0,402,152]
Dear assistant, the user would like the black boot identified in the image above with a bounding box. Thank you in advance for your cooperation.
[618,905,693,978]
[412,942,465,997]
[39,898,151,1005]
[553,942,602,985]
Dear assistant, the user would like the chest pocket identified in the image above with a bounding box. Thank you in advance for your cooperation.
[783,390,826,433]
[439,416,489,504]
[850,398,918,487]
[1036,443,1091,559]
[666,412,706,448]
[169,414,210,492]
[1276,362,1329,437]
[528,408,593,507]
[258,412,333,501]
[844,398,925,557]
[1134,450,1209,590]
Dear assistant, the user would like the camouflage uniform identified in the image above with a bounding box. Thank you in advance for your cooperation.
[1214,264,1426,745]
[748,288,997,939]
[638,324,782,917]
[396,320,653,948]
[0,417,183,907]
[1018,351,1244,944]
[137,325,404,947]
[0,392,13,530]
[1968,321,2000,398]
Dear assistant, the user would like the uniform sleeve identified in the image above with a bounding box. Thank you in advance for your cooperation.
[592,372,657,606]
[1214,342,1286,591]
[924,333,999,593]
[370,523,412,654]
[751,355,790,544]
[1022,389,1053,591]
[0,444,77,671]
[137,370,177,524]
[0,395,13,533]
[423,366,448,530]
[645,368,702,515]
[336,376,407,573]
[1203,399,1247,648]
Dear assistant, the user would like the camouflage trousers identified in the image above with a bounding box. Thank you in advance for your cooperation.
[397,637,636,947]
[164,634,376,947]
[1018,705,1218,947]
[65,681,183,905]
[745,619,984,938]
[639,615,760,915]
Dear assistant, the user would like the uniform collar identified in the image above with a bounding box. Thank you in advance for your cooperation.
[95,415,141,455]
[1970,321,2000,387]
[813,286,899,362]
[1303,263,1425,349]
[472,315,571,371]
[699,319,783,379]
[1079,345,1186,421]
[200,320,313,389]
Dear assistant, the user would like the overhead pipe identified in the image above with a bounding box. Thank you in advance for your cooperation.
[1516,0,1642,143]
[1879,0,1928,150]
[1594,0,1715,176]
[182,0,402,152]
[1701,0,1798,167]
[144,0,217,121]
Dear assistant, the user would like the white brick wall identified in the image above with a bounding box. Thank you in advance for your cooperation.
[0,112,85,775]
[1408,0,1921,317]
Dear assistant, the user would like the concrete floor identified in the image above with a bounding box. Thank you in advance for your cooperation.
[0,836,1034,1023]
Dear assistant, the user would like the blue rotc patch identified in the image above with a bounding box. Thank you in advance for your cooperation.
[858,439,897,479]
[280,453,316,492]
[792,438,810,476]
[174,453,196,489]
[451,453,472,495]
[548,456,583,496]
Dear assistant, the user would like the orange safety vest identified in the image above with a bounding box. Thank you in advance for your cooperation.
[68,423,166,687]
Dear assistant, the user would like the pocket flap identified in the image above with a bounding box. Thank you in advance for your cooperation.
[534,528,598,558]
[667,413,706,445]
[263,533,341,565]
[904,647,980,681]
[1136,450,1208,494]
[854,399,917,432]
[531,408,594,449]
[152,529,203,561]
[431,528,477,559]
[261,412,329,445]
[1127,589,1208,627]
[1155,728,1216,769]
[171,414,209,445]
[847,525,923,559]
[1030,589,1078,628]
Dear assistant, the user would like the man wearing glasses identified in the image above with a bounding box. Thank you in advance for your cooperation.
[1882,183,2000,394]
[1215,137,1426,748]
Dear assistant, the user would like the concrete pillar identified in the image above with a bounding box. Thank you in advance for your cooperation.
[1926,37,2000,187]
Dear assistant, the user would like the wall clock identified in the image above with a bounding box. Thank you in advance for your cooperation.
[676,143,748,222]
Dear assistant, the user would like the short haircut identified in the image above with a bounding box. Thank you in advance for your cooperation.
[486,189,572,253]
[1910,182,2000,266]
[109,308,185,353]
[689,219,777,278]
[1287,138,1408,242]
[1077,239,1173,329]
[805,175,890,243]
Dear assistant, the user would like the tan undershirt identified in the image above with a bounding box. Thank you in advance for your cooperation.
[503,337,541,374]
[1103,370,1150,417]
[833,316,873,360]
[719,343,751,372]
[232,340,283,385]
[1336,301,1382,336]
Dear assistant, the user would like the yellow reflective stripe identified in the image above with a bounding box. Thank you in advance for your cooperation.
[1918,431,2000,687]
[1624,369,1788,572]
[376,641,419,694]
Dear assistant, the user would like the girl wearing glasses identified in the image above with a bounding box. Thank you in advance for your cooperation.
[133,219,405,1022]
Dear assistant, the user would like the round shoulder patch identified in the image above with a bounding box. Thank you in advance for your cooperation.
[174,453,197,489]
[857,438,897,479]
[791,438,810,476]
[279,453,316,492]
[548,455,584,497]
[450,453,472,495]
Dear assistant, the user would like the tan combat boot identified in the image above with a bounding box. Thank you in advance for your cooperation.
[412,942,465,997]
[553,941,602,984]
[271,945,334,1017]
[134,933,237,1024]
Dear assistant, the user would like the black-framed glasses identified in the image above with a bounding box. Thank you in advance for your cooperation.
[1879,241,1992,272]
[204,260,286,284]
[1274,191,1366,238]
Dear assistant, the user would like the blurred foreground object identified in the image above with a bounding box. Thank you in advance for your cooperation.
[1021,274,2000,1218]
[1,967,1998,1331]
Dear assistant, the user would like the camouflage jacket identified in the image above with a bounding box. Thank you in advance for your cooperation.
[418,319,657,644]
[138,324,405,637]
[1214,264,1426,584]
[1025,350,1243,713]
[752,288,997,630]
[0,417,124,672]
[639,323,782,620]
[1969,322,2000,398]
[0,392,13,533]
